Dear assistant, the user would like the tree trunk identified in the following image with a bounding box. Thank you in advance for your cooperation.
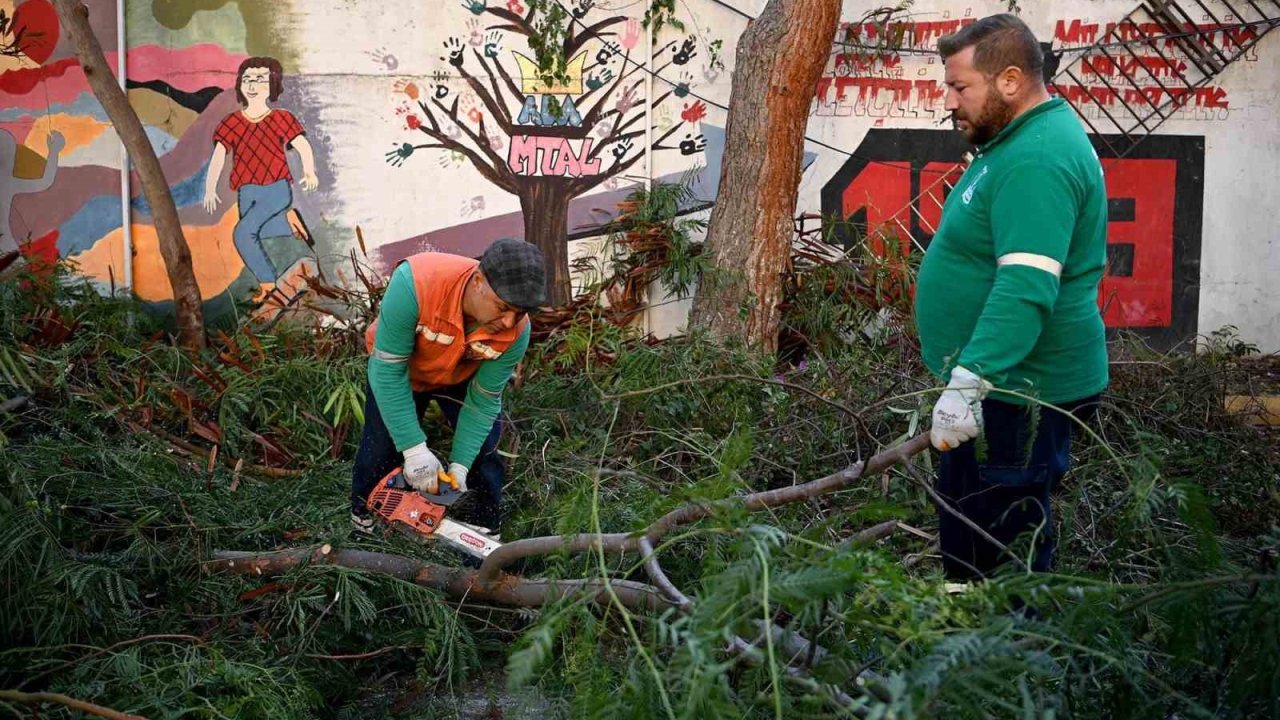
[689,0,841,353]
[518,178,575,307]
[51,0,206,350]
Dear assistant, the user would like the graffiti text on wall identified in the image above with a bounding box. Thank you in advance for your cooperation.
[812,15,1233,122]
[819,129,1205,349]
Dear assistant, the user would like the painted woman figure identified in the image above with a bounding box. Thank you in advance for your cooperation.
[202,56,318,288]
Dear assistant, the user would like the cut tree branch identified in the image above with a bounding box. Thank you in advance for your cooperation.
[0,690,144,720]
[209,544,670,613]
[479,434,931,583]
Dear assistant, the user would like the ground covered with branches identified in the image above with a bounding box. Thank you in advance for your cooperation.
[2,259,1278,719]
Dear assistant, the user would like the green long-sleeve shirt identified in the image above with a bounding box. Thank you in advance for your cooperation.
[368,262,530,469]
[914,97,1109,404]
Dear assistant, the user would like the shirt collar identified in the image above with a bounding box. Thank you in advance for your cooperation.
[976,96,1064,154]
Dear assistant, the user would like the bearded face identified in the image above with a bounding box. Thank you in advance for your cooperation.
[952,83,1017,144]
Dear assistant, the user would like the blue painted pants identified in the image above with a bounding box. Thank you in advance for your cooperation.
[935,394,1100,580]
[234,179,294,283]
[350,380,506,533]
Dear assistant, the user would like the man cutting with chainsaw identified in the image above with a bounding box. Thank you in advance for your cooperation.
[916,14,1108,580]
[350,238,545,541]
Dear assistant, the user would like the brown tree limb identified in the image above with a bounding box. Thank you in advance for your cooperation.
[50,0,205,350]
[0,689,145,720]
[479,434,931,583]
[306,645,413,661]
[209,544,670,613]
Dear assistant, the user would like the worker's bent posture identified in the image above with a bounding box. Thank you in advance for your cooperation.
[350,238,546,538]
[916,14,1109,580]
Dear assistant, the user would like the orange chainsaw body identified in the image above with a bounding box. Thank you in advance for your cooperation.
[365,468,450,537]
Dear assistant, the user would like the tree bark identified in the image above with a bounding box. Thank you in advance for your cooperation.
[689,0,842,352]
[51,0,206,350]
[210,545,670,613]
[518,178,575,306]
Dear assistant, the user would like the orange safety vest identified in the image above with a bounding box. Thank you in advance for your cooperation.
[364,252,529,392]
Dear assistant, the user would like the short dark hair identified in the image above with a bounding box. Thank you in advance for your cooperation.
[938,13,1044,83]
[234,56,285,105]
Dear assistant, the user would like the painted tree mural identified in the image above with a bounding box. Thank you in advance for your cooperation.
[384,1,715,306]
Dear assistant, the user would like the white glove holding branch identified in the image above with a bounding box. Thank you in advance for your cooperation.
[403,442,443,493]
[930,366,992,452]
[447,463,469,493]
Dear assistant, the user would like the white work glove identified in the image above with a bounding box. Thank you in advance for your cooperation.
[402,442,443,493]
[447,462,469,493]
[930,366,992,452]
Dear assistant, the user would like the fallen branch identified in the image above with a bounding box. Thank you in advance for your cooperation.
[479,433,932,582]
[0,689,145,720]
[209,544,670,613]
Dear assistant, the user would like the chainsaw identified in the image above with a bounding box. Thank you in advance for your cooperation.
[364,467,502,559]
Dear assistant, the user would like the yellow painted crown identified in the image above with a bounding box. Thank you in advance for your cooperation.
[511,50,589,94]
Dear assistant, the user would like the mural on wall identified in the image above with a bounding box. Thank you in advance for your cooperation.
[378,1,720,301]
[810,11,1239,122]
[201,55,318,303]
[0,0,330,320]
[820,129,1205,350]
[1,0,75,264]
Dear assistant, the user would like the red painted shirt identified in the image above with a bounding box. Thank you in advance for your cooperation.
[212,109,304,191]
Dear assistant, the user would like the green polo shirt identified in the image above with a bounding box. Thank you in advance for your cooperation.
[369,262,530,468]
[914,97,1109,404]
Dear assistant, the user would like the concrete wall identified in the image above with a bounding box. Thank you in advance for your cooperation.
[3,0,1277,350]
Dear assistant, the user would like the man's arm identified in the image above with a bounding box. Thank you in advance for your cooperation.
[448,322,531,470]
[367,263,426,450]
[954,162,1077,388]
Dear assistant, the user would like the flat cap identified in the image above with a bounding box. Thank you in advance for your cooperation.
[479,238,547,310]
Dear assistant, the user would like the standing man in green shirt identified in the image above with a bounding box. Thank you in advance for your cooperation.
[915,14,1109,579]
[350,238,545,539]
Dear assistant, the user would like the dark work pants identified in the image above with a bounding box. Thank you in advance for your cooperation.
[935,394,1099,581]
[350,381,505,532]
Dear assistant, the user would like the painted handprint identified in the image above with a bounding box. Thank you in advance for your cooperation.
[394,80,420,99]
[386,143,415,167]
[443,37,465,68]
[596,40,620,66]
[674,71,693,98]
[620,18,641,50]
[615,85,639,115]
[586,67,613,91]
[461,0,487,14]
[681,99,707,124]
[367,47,399,71]
[678,133,706,155]
[702,63,721,84]
[461,195,486,217]
[611,137,633,160]
[484,31,502,59]
[673,37,697,66]
[432,70,450,100]
[572,0,593,18]
[467,18,484,46]
[506,0,524,13]
[654,104,673,132]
